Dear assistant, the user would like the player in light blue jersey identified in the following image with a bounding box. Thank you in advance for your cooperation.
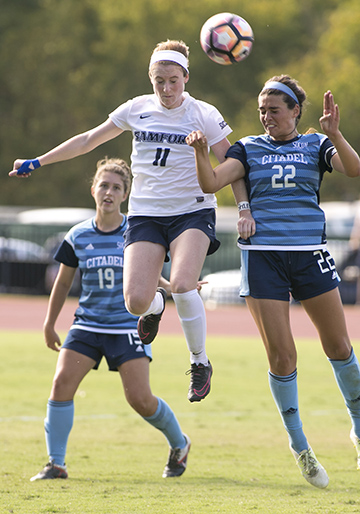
[30,158,190,481]
[187,75,360,488]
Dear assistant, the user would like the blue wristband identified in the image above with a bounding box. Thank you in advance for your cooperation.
[16,159,41,176]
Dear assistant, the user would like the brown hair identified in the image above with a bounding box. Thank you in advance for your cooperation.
[259,74,307,125]
[92,157,131,195]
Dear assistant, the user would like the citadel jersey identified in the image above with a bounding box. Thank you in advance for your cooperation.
[109,92,232,216]
[54,216,138,333]
[226,133,337,250]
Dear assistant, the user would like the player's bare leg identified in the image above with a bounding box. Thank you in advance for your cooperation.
[170,229,213,401]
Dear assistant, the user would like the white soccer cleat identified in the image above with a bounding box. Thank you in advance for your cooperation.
[350,428,360,470]
[290,446,329,488]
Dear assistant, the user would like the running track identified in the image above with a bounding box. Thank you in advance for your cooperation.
[0,294,359,340]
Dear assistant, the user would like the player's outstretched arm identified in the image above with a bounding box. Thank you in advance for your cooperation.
[9,119,123,178]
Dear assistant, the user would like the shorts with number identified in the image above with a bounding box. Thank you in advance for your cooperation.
[124,208,220,262]
[61,328,152,371]
[240,249,340,301]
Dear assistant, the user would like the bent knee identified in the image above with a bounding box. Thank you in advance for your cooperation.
[125,295,150,316]
[170,279,196,295]
[326,341,352,361]
[50,374,76,401]
[269,352,297,376]
[126,394,157,417]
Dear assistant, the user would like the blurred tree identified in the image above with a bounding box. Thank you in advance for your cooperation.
[1,0,359,208]
[291,0,360,201]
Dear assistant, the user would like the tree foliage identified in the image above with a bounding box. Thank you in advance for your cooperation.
[1,0,360,207]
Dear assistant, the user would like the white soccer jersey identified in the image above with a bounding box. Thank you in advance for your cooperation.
[109,92,232,216]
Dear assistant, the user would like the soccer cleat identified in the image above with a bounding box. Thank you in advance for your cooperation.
[186,361,213,402]
[350,427,360,469]
[137,287,167,345]
[162,434,191,478]
[290,446,329,488]
[30,460,68,481]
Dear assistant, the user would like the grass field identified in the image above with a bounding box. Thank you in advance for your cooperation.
[1,330,360,514]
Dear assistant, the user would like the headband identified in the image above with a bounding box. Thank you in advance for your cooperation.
[149,50,189,74]
[262,81,299,104]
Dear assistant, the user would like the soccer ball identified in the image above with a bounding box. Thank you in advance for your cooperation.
[200,12,254,65]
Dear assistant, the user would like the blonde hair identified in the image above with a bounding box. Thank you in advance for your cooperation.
[150,40,189,76]
[92,157,131,195]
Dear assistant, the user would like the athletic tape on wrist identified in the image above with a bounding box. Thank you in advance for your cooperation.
[16,159,41,176]
[237,202,251,211]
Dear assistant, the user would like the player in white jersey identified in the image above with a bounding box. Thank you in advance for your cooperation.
[30,158,191,481]
[187,75,360,488]
[10,39,243,403]
[108,91,228,217]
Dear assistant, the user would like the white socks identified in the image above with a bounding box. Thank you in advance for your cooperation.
[172,289,208,365]
[140,289,165,317]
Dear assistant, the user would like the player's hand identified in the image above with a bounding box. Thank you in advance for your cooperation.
[43,324,62,352]
[319,90,340,139]
[237,210,256,240]
[196,280,208,292]
[9,158,41,177]
[186,130,208,150]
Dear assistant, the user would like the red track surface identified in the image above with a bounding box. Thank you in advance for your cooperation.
[1,294,359,340]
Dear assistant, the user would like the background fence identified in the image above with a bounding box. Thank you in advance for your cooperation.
[0,205,358,304]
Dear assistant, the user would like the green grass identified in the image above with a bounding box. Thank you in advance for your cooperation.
[1,330,360,513]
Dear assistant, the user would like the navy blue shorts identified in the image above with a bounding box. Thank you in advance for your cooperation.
[61,328,152,371]
[124,209,220,262]
[240,249,340,301]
